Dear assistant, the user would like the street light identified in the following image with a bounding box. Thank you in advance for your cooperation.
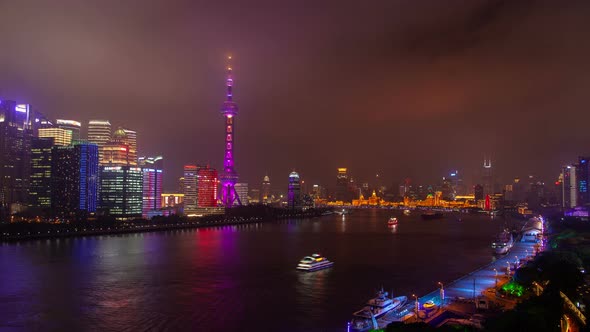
[514,255,519,268]
[438,282,445,307]
[493,268,498,288]
[412,294,419,314]
[506,261,511,275]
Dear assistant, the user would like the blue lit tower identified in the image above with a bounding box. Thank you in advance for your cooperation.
[220,56,242,206]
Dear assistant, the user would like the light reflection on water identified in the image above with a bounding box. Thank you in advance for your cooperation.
[0,210,519,331]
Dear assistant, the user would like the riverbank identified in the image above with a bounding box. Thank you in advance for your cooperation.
[0,207,332,242]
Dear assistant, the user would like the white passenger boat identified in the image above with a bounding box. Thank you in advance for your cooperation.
[350,289,407,331]
[492,230,514,255]
[296,254,334,272]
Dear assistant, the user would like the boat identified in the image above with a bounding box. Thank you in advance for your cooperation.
[491,230,514,255]
[296,253,334,272]
[403,209,411,216]
[421,211,444,220]
[387,217,398,226]
[350,290,407,331]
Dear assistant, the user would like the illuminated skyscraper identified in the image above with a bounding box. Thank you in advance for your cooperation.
[288,171,302,210]
[38,128,72,146]
[482,157,494,196]
[235,183,249,205]
[102,129,131,166]
[219,56,241,207]
[197,166,218,207]
[335,168,349,201]
[261,175,271,203]
[0,101,33,212]
[88,120,111,164]
[121,128,138,165]
[56,119,81,141]
[576,157,589,206]
[99,166,142,219]
[183,165,198,213]
[29,137,53,209]
[139,156,163,218]
[51,142,99,218]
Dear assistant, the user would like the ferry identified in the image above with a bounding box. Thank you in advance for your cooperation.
[403,209,411,216]
[491,230,514,255]
[387,217,398,226]
[296,254,334,272]
[421,211,444,220]
[350,289,407,331]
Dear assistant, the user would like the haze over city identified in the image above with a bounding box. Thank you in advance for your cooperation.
[2,0,590,190]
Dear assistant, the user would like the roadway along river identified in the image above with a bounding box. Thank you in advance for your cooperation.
[0,209,519,331]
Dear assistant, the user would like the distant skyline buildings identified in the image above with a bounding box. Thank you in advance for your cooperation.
[56,119,81,141]
[197,165,218,207]
[288,171,301,210]
[183,165,198,213]
[38,127,72,146]
[88,120,111,164]
[139,156,163,218]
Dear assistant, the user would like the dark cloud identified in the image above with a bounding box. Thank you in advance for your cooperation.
[1,0,589,192]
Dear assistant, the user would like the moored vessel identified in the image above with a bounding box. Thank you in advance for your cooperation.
[350,289,407,331]
[491,230,514,255]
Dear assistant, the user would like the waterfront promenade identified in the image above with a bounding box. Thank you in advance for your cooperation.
[376,240,540,329]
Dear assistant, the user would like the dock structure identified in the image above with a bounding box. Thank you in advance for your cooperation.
[374,240,541,329]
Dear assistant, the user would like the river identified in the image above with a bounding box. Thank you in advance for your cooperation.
[0,209,511,331]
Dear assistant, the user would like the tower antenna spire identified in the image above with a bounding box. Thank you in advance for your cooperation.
[226,55,233,101]
[219,54,241,207]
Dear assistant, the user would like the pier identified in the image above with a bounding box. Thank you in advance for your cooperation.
[374,240,541,329]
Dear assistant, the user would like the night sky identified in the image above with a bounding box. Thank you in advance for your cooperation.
[1,0,590,192]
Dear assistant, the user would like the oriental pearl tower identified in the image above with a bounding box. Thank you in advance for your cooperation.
[219,56,242,206]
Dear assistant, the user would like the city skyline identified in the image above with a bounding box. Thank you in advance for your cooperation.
[1,1,590,190]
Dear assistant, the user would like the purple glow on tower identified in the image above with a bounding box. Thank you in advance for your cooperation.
[219,56,242,207]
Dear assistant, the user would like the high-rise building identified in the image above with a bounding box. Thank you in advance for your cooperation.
[249,188,260,204]
[576,157,589,206]
[56,119,82,141]
[335,168,349,202]
[482,158,494,196]
[161,193,184,208]
[29,137,53,209]
[88,120,111,164]
[288,171,302,210]
[38,128,72,146]
[219,56,241,206]
[121,128,138,166]
[235,183,249,205]
[99,166,143,219]
[0,101,34,213]
[197,166,218,207]
[474,184,484,202]
[51,142,99,218]
[183,165,198,213]
[261,175,271,203]
[102,143,130,166]
[102,128,131,166]
[139,156,163,218]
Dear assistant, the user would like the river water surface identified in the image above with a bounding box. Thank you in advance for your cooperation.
[0,210,511,331]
